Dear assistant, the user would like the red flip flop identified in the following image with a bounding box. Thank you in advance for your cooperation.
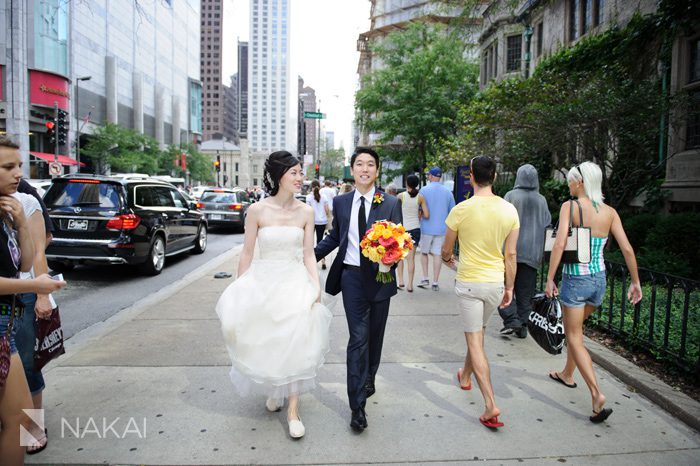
[456,368,471,390]
[479,416,504,429]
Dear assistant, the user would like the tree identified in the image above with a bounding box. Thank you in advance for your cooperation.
[442,11,690,210]
[320,146,346,181]
[355,22,479,178]
[180,143,215,184]
[82,123,160,175]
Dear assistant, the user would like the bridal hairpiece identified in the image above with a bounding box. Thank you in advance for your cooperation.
[265,171,275,189]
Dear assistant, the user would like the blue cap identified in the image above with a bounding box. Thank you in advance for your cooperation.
[429,167,442,177]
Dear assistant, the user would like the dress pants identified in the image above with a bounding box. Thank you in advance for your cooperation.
[340,268,391,411]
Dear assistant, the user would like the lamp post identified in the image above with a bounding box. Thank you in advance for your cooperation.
[75,76,91,171]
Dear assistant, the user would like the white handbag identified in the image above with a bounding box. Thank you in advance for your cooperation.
[543,199,591,264]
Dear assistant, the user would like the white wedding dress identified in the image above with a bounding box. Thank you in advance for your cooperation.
[216,226,332,403]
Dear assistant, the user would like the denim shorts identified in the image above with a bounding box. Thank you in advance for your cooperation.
[408,228,421,246]
[0,313,18,354]
[560,271,606,309]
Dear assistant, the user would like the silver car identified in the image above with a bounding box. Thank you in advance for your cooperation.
[197,188,252,230]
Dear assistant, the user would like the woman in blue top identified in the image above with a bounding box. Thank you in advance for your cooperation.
[545,161,642,424]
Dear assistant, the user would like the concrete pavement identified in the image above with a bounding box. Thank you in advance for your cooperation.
[27,245,700,465]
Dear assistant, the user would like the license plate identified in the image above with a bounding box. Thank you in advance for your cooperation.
[67,219,88,231]
[209,214,223,220]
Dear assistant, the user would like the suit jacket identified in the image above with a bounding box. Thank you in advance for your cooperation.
[315,190,403,302]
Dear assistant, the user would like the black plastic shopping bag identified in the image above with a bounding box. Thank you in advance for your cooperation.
[34,306,65,371]
[527,293,565,355]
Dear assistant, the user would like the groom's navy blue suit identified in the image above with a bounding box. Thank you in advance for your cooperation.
[315,190,402,411]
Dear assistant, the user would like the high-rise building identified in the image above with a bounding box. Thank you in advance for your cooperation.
[297,76,316,158]
[0,0,201,177]
[201,0,225,140]
[249,0,290,152]
[237,40,249,139]
[224,74,238,143]
[325,131,335,151]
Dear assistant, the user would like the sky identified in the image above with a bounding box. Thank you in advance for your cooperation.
[222,0,371,159]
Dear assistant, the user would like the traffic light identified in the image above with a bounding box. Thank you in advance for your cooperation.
[314,162,320,179]
[45,120,56,144]
[56,109,69,145]
[214,156,221,172]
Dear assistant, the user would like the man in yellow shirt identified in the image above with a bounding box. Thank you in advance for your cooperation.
[442,155,519,430]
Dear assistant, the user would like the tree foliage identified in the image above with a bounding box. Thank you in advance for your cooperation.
[442,10,692,210]
[355,22,480,175]
[82,123,161,175]
[320,146,346,181]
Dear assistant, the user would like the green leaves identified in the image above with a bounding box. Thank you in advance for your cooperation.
[355,22,479,173]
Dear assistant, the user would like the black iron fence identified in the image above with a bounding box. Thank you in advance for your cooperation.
[539,261,700,375]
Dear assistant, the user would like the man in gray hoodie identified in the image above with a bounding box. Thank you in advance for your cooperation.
[500,164,552,338]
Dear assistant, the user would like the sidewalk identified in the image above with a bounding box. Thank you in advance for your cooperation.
[28,245,700,465]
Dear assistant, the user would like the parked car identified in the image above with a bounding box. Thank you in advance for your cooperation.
[26,179,52,197]
[196,188,252,230]
[190,185,209,200]
[43,174,208,275]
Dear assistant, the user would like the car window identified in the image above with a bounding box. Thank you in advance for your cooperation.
[200,192,237,203]
[44,181,121,209]
[153,186,176,207]
[134,186,156,207]
[170,189,188,209]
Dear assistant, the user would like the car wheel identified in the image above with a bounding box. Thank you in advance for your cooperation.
[192,224,207,254]
[140,235,165,275]
[47,260,75,273]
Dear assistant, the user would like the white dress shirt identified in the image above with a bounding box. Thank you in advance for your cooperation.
[344,186,375,266]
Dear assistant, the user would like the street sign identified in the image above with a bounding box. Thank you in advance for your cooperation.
[303,111,325,119]
[49,162,63,176]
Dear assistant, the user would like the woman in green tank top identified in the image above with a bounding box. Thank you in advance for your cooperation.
[545,161,642,424]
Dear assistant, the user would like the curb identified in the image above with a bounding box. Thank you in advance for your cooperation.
[586,336,700,432]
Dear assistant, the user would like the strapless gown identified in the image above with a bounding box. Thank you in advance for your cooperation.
[216,226,332,402]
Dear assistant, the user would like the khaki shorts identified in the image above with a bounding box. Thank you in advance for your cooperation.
[454,281,505,333]
[419,234,444,255]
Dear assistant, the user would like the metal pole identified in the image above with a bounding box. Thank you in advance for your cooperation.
[76,81,81,171]
[317,101,321,179]
[53,102,59,163]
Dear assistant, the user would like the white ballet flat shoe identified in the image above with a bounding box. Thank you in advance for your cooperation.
[288,417,305,438]
[265,397,281,412]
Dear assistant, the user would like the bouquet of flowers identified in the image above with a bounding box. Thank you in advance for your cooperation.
[360,220,414,283]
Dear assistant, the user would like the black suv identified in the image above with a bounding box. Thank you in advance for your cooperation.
[44,174,208,275]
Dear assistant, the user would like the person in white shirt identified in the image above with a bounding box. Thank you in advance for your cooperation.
[306,180,331,269]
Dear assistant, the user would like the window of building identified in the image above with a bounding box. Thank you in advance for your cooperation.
[595,0,605,26]
[687,91,700,149]
[569,0,580,41]
[506,35,521,72]
[690,38,700,83]
[537,22,544,58]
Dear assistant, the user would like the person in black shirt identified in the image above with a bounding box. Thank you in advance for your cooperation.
[0,137,65,464]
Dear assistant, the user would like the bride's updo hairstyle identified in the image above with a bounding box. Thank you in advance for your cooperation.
[263,150,301,196]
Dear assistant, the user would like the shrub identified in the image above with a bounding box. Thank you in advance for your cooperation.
[644,213,700,279]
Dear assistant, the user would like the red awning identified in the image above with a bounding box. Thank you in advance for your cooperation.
[30,152,86,167]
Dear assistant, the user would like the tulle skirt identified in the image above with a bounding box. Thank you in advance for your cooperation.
[215,259,332,403]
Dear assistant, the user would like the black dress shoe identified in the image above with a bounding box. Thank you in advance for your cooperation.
[364,379,376,398]
[515,326,528,339]
[350,408,367,432]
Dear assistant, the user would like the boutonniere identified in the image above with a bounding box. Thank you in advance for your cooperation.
[373,193,384,205]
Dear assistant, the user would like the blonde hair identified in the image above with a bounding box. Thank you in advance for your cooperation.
[567,161,604,207]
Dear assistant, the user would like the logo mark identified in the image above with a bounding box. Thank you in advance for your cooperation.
[73,207,82,213]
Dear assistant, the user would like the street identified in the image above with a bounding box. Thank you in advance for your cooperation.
[51,229,244,340]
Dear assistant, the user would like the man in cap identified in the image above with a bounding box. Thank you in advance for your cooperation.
[417,167,455,291]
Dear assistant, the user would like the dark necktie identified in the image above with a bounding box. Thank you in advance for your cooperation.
[358,196,367,242]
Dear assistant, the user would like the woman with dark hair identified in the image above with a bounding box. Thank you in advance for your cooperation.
[306,180,331,270]
[0,137,65,464]
[546,161,642,424]
[216,151,332,439]
[396,174,429,291]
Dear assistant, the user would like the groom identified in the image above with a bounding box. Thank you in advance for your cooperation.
[315,147,402,433]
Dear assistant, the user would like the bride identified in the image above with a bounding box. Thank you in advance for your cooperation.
[216,151,332,439]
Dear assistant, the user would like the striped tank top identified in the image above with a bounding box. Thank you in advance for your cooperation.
[563,236,607,276]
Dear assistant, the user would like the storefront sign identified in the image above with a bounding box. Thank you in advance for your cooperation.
[29,70,70,110]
